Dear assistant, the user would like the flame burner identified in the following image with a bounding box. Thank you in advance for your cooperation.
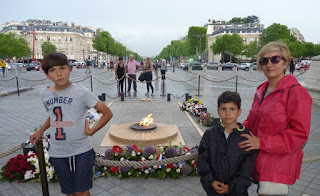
[130,123,157,131]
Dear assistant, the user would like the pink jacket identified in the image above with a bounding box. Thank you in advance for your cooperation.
[243,75,312,185]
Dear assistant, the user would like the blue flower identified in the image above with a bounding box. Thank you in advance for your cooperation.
[120,166,130,173]
[143,146,155,157]
[180,165,191,175]
[126,145,134,154]
[166,146,177,158]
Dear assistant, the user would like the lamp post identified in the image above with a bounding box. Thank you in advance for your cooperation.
[31,30,36,61]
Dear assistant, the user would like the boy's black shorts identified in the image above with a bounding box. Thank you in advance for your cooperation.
[49,149,95,194]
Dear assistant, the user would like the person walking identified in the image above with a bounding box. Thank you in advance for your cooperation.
[126,54,139,92]
[115,56,126,95]
[144,57,154,95]
[289,57,295,75]
[160,59,167,80]
[85,59,92,73]
[0,59,6,76]
[154,60,159,79]
[239,42,312,195]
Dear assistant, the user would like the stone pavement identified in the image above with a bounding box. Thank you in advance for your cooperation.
[0,68,320,196]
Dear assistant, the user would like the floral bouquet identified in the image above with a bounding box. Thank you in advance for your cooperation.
[198,112,220,127]
[96,145,198,179]
[180,97,204,116]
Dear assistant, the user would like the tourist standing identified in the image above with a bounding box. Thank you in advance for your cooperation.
[115,56,126,95]
[154,60,159,79]
[239,42,312,195]
[126,54,139,92]
[289,57,295,75]
[0,59,6,76]
[144,57,154,95]
[85,59,92,73]
[160,59,167,80]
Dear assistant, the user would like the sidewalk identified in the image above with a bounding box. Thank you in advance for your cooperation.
[0,68,319,195]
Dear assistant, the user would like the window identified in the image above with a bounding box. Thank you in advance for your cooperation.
[70,37,73,41]
[47,36,50,41]
[65,37,68,41]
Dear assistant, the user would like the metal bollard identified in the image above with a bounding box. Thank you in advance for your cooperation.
[185,93,189,101]
[36,139,49,196]
[98,95,102,101]
[121,93,124,101]
[167,93,171,101]
[101,93,106,101]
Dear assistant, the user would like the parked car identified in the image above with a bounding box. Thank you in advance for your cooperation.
[183,62,202,70]
[6,63,24,70]
[206,62,219,69]
[240,63,253,71]
[72,62,86,68]
[25,62,41,71]
[252,62,257,70]
[296,60,311,70]
[221,63,239,70]
[35,65,42,71]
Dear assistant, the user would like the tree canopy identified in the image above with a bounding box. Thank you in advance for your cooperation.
[0,33,30,59]
[186,27,207,56]
[41,41,57,56]
[259,23,296,46]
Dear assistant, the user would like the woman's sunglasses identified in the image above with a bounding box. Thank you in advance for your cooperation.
[259,55,283,65]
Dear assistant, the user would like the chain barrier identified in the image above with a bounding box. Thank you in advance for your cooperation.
[202,75,236,83]
[166,76,198,82]
[126,74,160,83]
[19,77,48,82]
[94,76,118,85]
[105,93,120,99]
[0,77,16,82]
[170,94,186,99]
[71,76,90,83]
[237,76,266,83]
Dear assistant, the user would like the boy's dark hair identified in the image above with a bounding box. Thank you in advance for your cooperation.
[42,52,69,74]
[217,91,241,109]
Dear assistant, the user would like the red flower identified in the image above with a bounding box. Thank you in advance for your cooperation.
[110,166,119,173]
[182,147,190,153]
[166,163,174,168]
[133,145,141,153]
[112,146,123,154]
[193,161,197,168]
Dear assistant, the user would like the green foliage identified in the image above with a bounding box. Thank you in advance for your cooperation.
[0,33,31,58]
[210,33,244,60]
[259,23,296,46]
[243,41,261,60]
[227,15,260,24]
[41,41,57,56]
[186,27,207,56]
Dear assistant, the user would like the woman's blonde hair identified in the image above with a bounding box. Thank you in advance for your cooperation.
[256,41,291,71]
[145,57,152,67]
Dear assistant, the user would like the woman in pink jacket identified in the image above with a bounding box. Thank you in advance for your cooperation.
[239,42,312,195]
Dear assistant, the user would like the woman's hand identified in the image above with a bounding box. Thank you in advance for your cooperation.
[239,134,260,151]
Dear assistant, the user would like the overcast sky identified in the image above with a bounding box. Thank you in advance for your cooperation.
[1,0,319,57]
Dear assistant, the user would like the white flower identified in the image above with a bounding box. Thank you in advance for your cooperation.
[128,172,132,176]
[141,157,146,161]
[166,168,171,172]
[148,155,154,160]
[103,167,107,171]
[179,164,183,168]
[131,151,136,156]
[176,168,181,173]
[137,151,141,155]
[144,169,149,174]
[185,152,191,155]
[24,170,35,180]
[35,168,40,174]
[120,157,125,161]
[115,153,118,156]
[192,160,195,165]
[153,165,158,169]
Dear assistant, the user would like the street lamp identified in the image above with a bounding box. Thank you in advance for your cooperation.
[194,34,206,61]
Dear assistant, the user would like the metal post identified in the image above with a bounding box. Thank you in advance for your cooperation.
[90,75,93,92]
[185,93,189,101]
[121,93,124,101]
[235,75,238,93]
[36,139,49,196]
[167,93,171,101]
[101,93,106,101]
[16,77,20,96]
[160,79,165,96]
[197,75,201,96]
[124,75,127,96]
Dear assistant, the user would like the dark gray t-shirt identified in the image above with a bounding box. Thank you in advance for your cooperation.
[41,83,99,158]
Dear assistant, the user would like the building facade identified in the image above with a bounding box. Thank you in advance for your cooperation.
[289,28,305,42]
[205,21,264,63]
[1,19,107,62]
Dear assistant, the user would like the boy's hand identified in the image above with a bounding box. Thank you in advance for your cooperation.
[85,119,93,136]
[29,131,42,145]
[211,181,224,192]
[219,184,230,194]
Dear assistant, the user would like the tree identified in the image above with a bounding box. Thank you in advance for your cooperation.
[41,41,57,56]
[0,33,31,58]
[186,27,207,56]
[243,41,261,60]
[210,33,244,62]
[259,23,296,46]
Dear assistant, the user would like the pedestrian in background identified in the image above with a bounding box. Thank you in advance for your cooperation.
[0,59,6,76]
[126,54,139,92]
[144,57,154,95]
[289,57,295,75]
[154,60,159,79]
[160,59,167,80]
[85,59,92,73]
[239,42,312,195]
[115,56,126,95]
